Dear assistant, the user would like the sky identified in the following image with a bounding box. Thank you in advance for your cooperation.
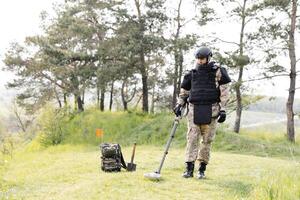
[0,0,63,103]
[0,0,299,106]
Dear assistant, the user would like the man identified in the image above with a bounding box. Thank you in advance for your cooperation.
[174,46,231,179]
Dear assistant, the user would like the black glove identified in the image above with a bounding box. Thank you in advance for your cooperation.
[173,104,182,117]
[217,110,226,123]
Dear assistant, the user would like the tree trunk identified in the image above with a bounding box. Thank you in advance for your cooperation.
[172,52,179,108]
[63,93,67,106]
[13,104,26,132]
[77,95,84,112]
[134,95,143,109]
[286,0,297,143]
[82,88,85,105]
[141,64,149,113]
[100,86,105,111]
[54,89,62,108]
[121,79,137,111]
[177,49,184,97]
[135,0,148,113]
[151,86,155,113]
[96,86,100,109]
[234,83,243,133]
[109,81,114,111]
[74,95,77,111]
[233,0,247,133]
[121,80,128,111]
[172,0,183,108]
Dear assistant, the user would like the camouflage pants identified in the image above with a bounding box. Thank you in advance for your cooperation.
[185,103,219,164]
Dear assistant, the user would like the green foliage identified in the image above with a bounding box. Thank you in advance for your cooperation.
[232,54,250,66]
[263,0,290,10]
[198,7,215,25]
[0,135,21,196]
[37,105,74,147]
[60,109,182,146]
[33,109,300,160]
[194,0,217,26]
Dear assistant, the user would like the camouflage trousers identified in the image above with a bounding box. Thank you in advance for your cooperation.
[185,103,219,164]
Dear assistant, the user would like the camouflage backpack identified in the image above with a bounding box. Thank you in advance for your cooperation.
[100,143,127,172]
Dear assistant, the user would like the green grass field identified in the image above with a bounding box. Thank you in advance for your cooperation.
[1,145,300,200]
[1,109,300,199]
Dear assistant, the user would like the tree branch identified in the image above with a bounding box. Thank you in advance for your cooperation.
[39,72,66,90]
[243,70,300,83]
[208,36,240,46]
[243,73,289,82]
[127,84,137,103]
[181,17,196,27]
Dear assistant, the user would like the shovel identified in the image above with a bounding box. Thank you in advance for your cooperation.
[127,143,137,171]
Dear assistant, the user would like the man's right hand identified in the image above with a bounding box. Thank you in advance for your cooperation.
[217,110,226,123]
[173,104,182,117]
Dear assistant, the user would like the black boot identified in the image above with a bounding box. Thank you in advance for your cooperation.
[182,162,194,178]
[197,162,207,179]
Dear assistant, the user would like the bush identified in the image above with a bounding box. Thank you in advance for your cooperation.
[37,105,73,147]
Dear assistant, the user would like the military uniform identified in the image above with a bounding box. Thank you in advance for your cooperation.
[174,58,231,179]
[178,64,230,164]
[173,46,231,179]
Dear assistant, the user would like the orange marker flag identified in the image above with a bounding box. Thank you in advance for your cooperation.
[96,129,104,138]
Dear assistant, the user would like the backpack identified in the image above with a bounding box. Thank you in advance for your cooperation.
[100,143,127,172]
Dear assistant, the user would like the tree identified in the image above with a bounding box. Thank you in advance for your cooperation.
[212,0,264,133]
[4,1,114,113]
[106,17,141,111]
[129,0,168,112]
[256,0,299,142]
[168,0,197,108]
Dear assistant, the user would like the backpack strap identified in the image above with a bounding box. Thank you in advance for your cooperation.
[117,144,127,169]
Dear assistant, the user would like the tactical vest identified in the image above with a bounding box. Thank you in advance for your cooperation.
[100,143,127,172]
[189,65,220,105]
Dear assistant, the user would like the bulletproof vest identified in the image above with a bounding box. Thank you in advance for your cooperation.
[100,143,127,172]
[189,65,220,105]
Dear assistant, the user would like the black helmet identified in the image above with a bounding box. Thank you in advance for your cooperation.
[195,47,212,59]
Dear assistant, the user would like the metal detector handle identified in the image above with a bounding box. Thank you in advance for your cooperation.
[156,118,179,174]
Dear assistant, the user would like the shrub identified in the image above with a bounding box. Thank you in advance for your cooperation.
[37,105,73,146]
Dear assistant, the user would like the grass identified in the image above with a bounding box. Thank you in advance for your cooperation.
[1,145,299,200]
[2,108,300,199]
[240,126,300,145]
[214,130,300,160]
[32,107,300,160]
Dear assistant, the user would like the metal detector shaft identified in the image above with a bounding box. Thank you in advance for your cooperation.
[155,117,180,174]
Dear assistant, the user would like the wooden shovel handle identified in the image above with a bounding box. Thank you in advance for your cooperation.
[130,143,136,164]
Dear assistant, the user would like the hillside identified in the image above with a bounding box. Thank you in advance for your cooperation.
[1,110,300,199]
[1,145,299,200]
